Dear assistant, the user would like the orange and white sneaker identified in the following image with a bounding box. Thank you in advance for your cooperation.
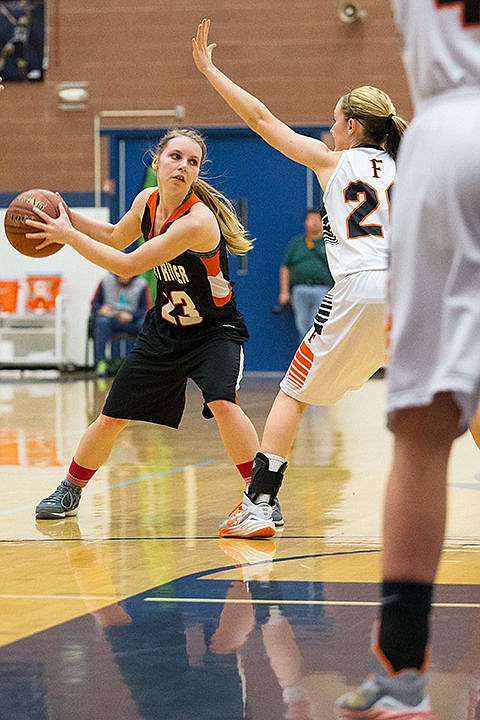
[219,492,276,538]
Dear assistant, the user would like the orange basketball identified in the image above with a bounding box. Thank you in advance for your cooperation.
[3,189,71,258]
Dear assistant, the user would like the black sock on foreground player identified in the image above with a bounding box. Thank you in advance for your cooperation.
[377,580,433,671]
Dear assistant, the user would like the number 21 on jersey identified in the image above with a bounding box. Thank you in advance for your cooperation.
[344,180,393,239]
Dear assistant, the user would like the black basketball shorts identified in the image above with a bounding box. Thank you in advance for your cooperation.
[102,325,246,429]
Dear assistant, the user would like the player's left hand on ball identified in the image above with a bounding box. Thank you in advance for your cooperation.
[25,203,72,248]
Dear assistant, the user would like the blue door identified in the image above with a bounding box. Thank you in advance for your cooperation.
[105,126,328,371]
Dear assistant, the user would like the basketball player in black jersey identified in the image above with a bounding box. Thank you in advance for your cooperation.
[30,128,275,535]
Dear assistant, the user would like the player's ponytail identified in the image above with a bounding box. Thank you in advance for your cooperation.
[342,86,408,160]
[192,178,253,255]
[384,113,409,161]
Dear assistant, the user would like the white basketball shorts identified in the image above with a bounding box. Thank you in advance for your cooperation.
[280,269,387,405]
[387,90,480,434]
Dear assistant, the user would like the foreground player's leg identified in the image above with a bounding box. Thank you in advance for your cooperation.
[336,394,459,719]
[35,415,129,519]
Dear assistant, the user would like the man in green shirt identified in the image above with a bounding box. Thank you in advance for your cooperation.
[279,208,333,340]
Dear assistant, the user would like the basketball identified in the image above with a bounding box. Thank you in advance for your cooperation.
[3,189,71,258]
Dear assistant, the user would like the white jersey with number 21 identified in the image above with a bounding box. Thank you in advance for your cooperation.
[322,145,395,282]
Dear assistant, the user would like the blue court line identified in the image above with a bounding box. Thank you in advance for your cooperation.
[0,460,218,517]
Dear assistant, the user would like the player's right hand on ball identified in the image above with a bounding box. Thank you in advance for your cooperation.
[25,202,73,250]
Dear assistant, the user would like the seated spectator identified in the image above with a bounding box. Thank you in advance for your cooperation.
[91,273,150,377]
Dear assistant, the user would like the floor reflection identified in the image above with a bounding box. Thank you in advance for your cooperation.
[0,373,478,719]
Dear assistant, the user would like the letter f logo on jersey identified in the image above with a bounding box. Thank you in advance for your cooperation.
[370,158,383,179]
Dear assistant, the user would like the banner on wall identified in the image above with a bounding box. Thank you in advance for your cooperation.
[0,0,45,82]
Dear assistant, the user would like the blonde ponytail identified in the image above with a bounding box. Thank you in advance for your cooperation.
[342,86,408,160]
[193,178,253,255]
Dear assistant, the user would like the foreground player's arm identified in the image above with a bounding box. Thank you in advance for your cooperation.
[192,18,337,185]
[26,201,218,278]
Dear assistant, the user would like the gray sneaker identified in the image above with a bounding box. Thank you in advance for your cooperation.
[35,479,83,519]
[335,669,432,718]
[272,497,284,527]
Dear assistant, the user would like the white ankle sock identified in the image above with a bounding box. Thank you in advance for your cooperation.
[256,493,270,504]
[264,453,286,472]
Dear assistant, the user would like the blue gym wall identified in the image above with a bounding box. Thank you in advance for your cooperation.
[104,126,328,373]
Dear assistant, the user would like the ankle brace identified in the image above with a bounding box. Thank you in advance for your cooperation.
[248,452,287,504]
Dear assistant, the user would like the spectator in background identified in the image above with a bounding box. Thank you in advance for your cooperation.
[91,273,150,377]
[279,209,333,340]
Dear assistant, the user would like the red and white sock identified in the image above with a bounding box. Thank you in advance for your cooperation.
[66,458,97,488]
[236,460,254,488]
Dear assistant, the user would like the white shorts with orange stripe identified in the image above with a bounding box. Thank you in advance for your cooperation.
[280,270,387,406]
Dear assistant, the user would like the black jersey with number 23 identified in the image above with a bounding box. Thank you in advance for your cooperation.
[141,188,245,334]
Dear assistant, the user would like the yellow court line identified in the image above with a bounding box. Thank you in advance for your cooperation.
[0,595,480,609]
[144,598,480,609]
[1,595,477,609]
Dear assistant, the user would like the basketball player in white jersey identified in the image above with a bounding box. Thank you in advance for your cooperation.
[335,2,480,718]
[192,18,408,539]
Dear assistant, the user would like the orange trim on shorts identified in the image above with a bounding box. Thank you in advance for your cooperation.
[286,341,314,389]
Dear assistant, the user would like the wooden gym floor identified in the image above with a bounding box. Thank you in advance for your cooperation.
[0,372,478,719]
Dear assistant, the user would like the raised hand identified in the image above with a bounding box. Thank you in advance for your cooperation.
[192,18,217,75]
